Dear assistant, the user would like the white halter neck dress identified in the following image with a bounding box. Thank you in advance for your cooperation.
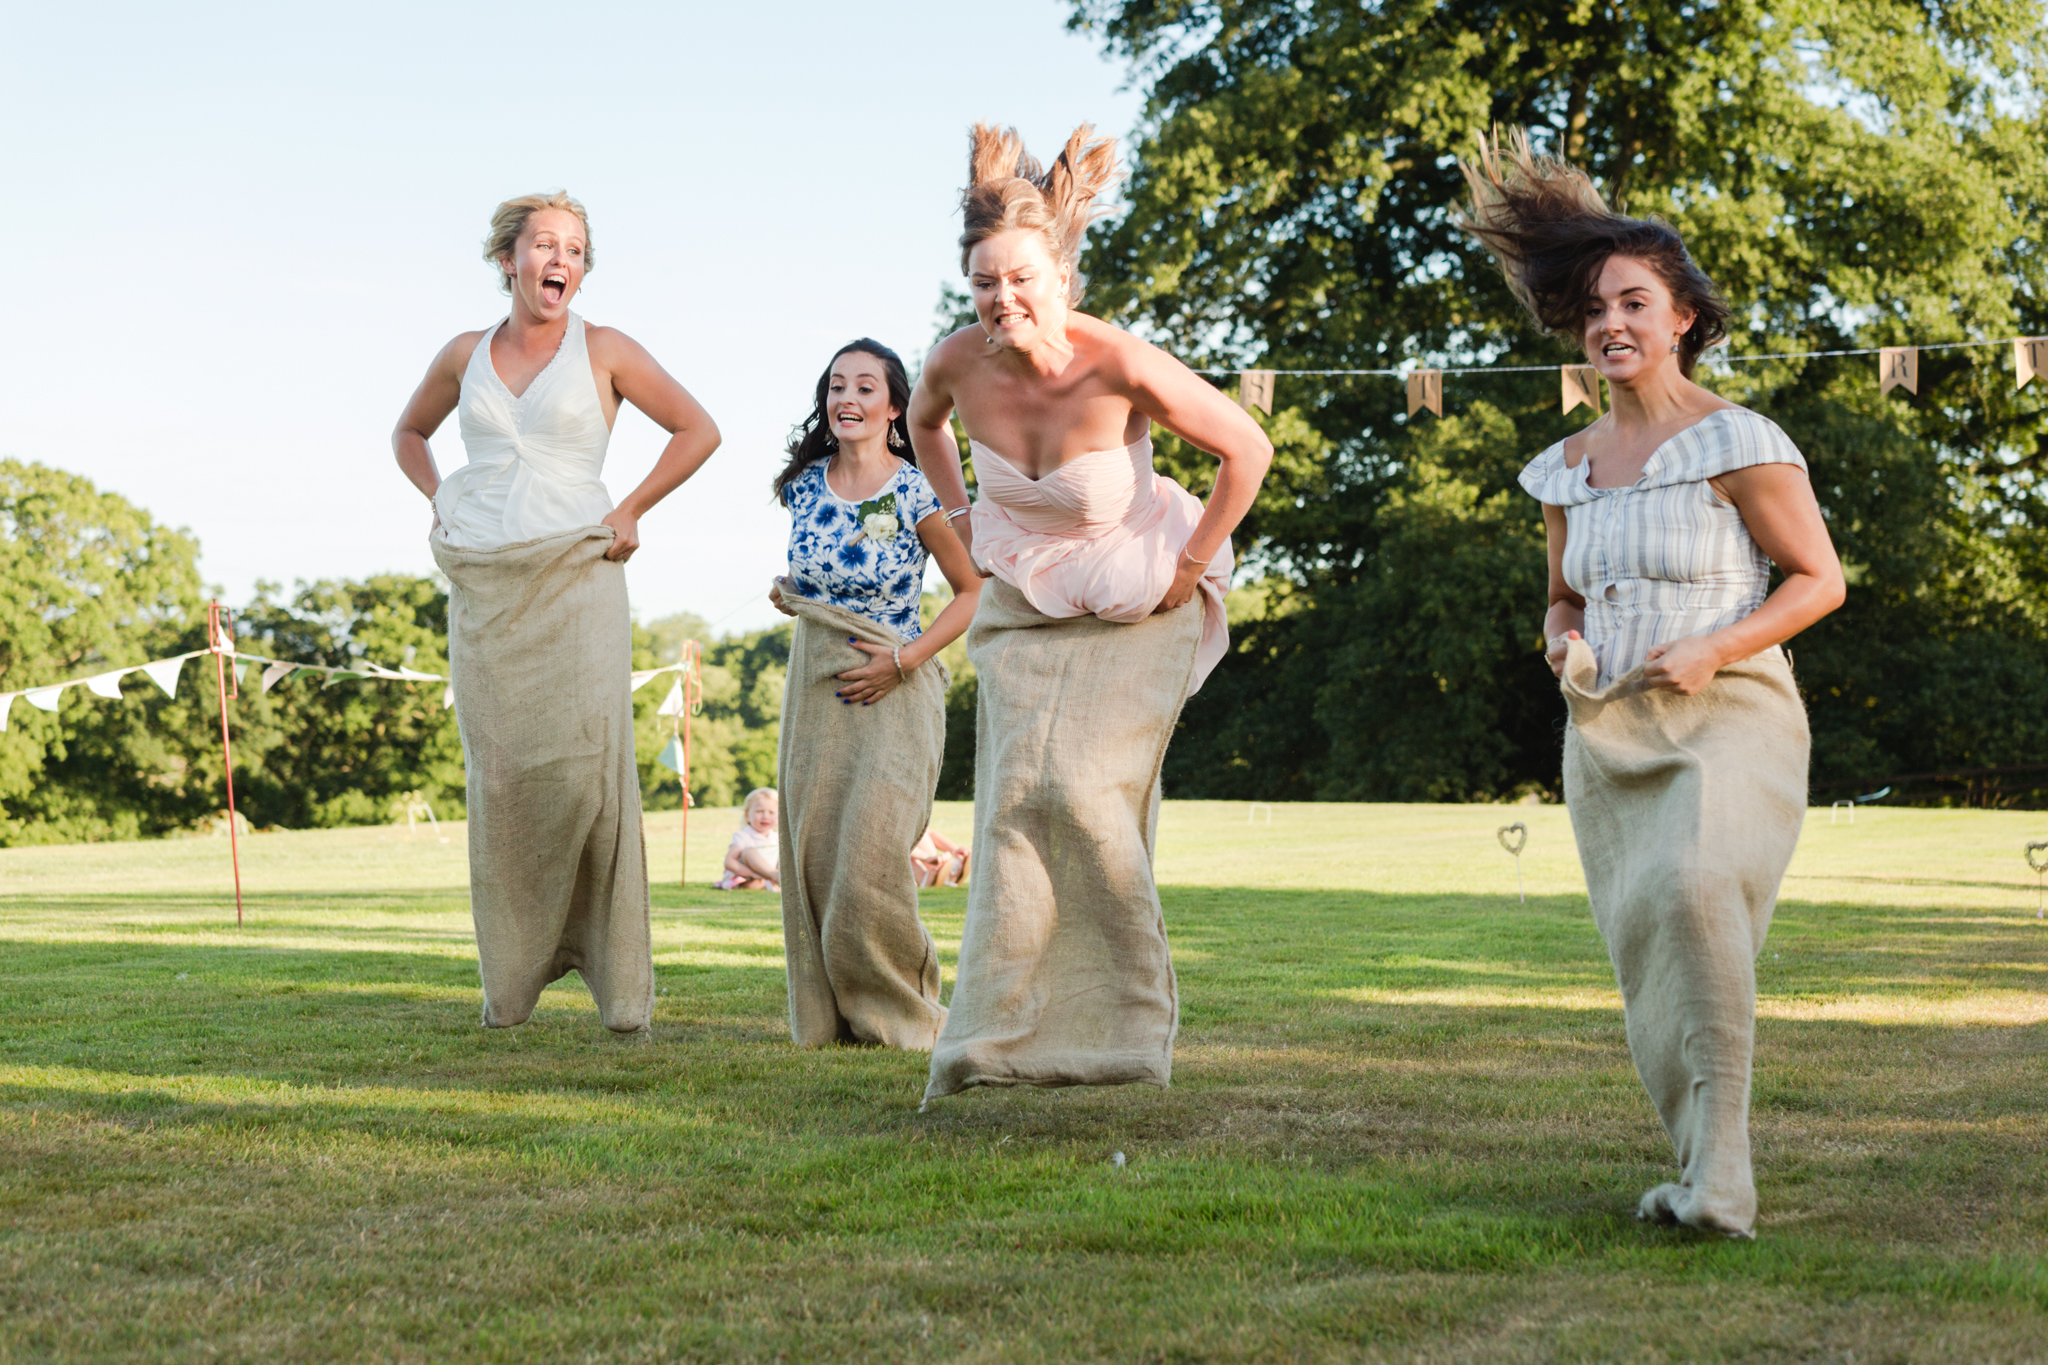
[435,313,615,549]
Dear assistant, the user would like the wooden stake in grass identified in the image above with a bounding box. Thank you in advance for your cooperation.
[1497,822,1527,904]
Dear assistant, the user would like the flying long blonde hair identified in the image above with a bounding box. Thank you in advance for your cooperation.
[958,123,1122,306]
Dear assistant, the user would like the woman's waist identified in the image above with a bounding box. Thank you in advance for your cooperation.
[975,474,1191,541]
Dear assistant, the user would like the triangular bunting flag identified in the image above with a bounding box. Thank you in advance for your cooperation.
[1406,368,1443,418]
[397,666,441,680]
[2016,337,2047,391]
[442,683,455,709]
[85,670,128,700]
[656,736,685,775]
[1561,365,1601,415]
[0,694,14,732]
[141,655,186,699]
[24,685,66,712]
[630,668,667,691]
[656,679,687,718]
[260,661,296,693]
[321,670,367,689]
[1879,346,1917,396]
[1238,370,1275,415]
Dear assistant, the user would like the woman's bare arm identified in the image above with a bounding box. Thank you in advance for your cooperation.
[908,334,981,564]
[1118,337,1274,611]
[1541,503,1588,676]
[590,328,721,562]
[1641,463,1845,693]
[832,512,987,706]
[391,333,480,505]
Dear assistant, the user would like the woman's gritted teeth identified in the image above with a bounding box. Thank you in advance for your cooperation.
[994,309,1028,328]
[1602,341,1637,357]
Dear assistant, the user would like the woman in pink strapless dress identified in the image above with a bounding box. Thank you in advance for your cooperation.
[908,124,1273,1102]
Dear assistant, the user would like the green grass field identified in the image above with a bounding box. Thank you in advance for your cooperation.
[1,802,2043,1362]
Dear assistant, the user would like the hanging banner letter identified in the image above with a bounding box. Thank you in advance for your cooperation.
[1879,346,1918,396]
[2016,337,2048,391]
[1406,368,1443,418]
[1561,365,1601,416]
[1238,370,1275,415]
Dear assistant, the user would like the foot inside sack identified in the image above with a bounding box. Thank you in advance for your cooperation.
[1636,1181,1757,1240]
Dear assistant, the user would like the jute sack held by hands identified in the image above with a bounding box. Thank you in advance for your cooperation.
[1560,637,1808,1238]
[924,578,1202,1102]
[778,596,950,1049]
[432,526,653,1034]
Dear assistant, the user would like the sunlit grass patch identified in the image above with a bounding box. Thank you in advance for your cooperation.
[0,802,2042,1361]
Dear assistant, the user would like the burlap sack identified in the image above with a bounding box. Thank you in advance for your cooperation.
[777,596,950,1049]
[1560,638,1808,1237]
[924,579,1202,1101]
[432,526,652,1034]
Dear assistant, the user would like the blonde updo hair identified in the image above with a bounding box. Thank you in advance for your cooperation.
[482,191,593,295]
[959,123,1121,307]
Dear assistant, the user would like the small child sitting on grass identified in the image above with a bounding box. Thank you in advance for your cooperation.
[911,828,969,888]
[714,787,780,891]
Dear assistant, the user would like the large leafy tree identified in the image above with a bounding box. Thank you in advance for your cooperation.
[1068,0,2048,803]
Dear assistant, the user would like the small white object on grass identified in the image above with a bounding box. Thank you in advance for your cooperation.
[1112,1151,1126,1168]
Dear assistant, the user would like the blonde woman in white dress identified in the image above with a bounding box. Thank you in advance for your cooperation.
[1462,133,1845,1238]
[393,192,720,1034]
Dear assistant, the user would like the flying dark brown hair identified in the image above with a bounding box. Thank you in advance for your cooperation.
[1457,129,1729,375]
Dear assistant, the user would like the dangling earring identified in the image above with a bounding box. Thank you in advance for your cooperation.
[888,426,906,451]
[1670,339,1682,353]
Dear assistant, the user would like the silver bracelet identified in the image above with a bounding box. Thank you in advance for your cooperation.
[942,506,972,524]
[891,646,905,679]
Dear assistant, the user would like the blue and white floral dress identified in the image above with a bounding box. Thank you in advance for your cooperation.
[782,458,942,640]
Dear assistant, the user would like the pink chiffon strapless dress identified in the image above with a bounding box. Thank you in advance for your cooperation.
[967,435,1232,694]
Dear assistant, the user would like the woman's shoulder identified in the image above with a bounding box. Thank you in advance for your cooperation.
[440,326,496,382]
[1517,439,1587,505]
[1659,406,1807,483]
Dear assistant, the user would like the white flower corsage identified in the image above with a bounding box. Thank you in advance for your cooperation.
[847,493,901,546]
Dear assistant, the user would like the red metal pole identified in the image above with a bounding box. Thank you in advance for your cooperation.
[209,601,244,927]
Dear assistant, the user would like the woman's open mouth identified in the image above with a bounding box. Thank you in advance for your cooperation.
[541,273,567,305]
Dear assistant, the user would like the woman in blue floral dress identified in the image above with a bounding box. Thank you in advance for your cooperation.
[767,339,983,1049]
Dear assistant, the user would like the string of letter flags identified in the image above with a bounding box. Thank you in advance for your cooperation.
[1223,335,2048,418]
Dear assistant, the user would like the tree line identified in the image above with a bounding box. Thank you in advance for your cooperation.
[1061,0,2048,807]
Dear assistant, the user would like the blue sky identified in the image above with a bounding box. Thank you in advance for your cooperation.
[1,1,1144,637]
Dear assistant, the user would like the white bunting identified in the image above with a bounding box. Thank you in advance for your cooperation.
[397,666,440,680]
[442,683,455,708]
[2017,337,2047,390]
[656,678,687,718]
[260,661,296,693]
[24,685,66,712]
[141,655,186,699]
[0,694,14,732]
[656,735,685,774]
[85,671,128,700]
[1879,346,1918,396]
[1561,365,1602,415]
